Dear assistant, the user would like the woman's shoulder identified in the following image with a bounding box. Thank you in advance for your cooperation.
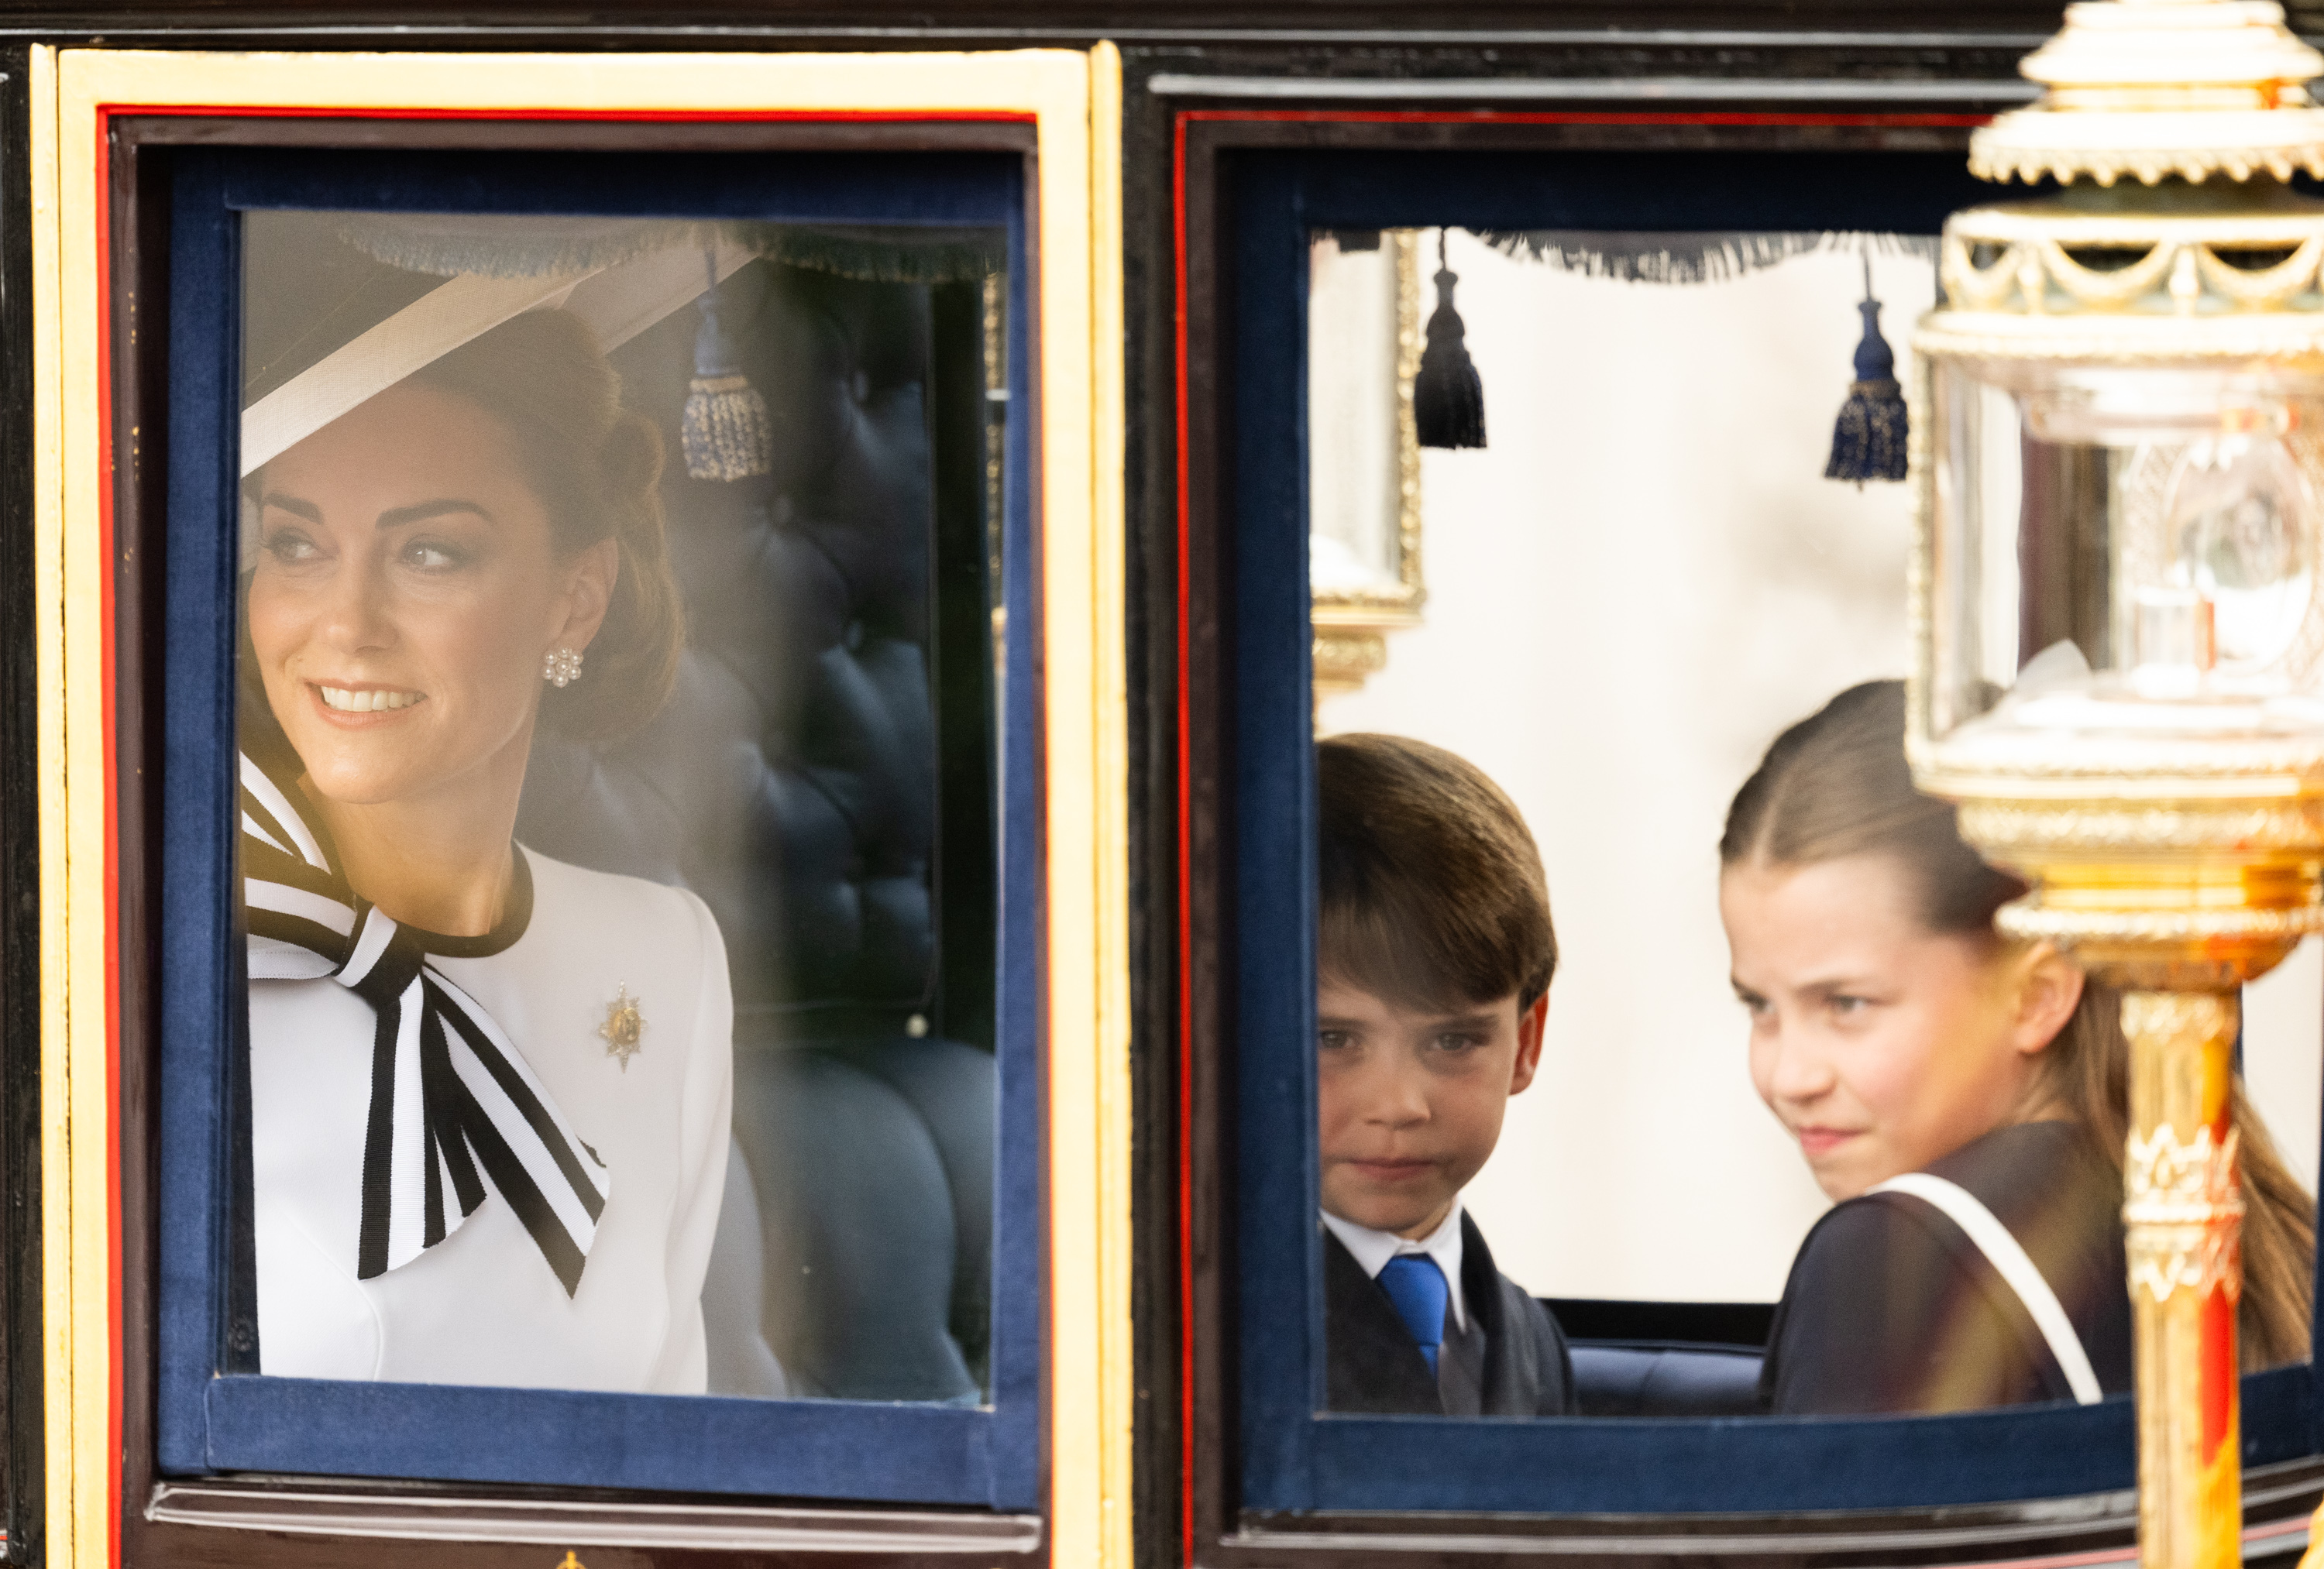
[520,849,717,922]
[511,849,730,977]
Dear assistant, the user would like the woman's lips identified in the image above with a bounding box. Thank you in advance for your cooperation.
[1794,1127,1861,1159]
[309,682,427,722]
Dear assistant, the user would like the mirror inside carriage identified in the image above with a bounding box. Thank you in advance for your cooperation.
[234,209,1003,1404]
[1305,227,2322,1421]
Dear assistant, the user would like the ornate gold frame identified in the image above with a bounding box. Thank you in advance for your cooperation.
[1312,227,1427,704]
[30,45,1129,1568]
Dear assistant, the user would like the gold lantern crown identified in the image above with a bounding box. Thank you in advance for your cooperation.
[1971,0,2324,187]
[1972,0,2324,187]
[1922,1,2324,371]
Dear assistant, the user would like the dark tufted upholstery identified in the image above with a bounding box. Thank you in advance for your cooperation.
[517,258,995,1402]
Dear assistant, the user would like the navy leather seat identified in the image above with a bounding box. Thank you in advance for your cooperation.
[1569,1344,1765,1418]
[518,257,993,1402]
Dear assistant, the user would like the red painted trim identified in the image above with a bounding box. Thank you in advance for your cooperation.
[1172,108,1198,1569]
[96,102,1036,125]
[94,107,122,1569]
[1167,104,1989,1553]
[82,96,1032,1568]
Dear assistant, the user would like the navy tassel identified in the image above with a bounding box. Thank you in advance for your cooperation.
[1414,230,1486,451]
[1825,256,1908,486]
[681,252,774,482]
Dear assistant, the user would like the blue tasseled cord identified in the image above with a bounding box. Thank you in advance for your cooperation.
[1826,254,1910,486]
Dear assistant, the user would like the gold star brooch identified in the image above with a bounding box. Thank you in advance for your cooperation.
[598,984,645,1070]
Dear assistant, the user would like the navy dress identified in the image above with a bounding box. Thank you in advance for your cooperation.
[1761,1120,2133,1415]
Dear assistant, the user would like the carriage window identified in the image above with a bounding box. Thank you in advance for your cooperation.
[1304,226,2319,1423]
[234,208,1001,1409]
[141,143,1040,1515]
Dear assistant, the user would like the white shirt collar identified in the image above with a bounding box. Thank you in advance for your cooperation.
[1319,1200,1468,1330]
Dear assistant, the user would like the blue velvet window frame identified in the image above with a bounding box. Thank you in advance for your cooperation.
[1230,147,2324,1515]
[157,146,1042,1509]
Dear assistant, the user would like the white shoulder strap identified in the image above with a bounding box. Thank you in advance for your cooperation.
[1869,1171,2103,1406]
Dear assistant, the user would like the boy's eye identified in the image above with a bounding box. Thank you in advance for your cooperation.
[1429,1032,1484,1052]
[1318,1030,1353,1052]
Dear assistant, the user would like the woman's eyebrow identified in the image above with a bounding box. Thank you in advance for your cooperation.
[257,493,322,523]
[376,499,495,529]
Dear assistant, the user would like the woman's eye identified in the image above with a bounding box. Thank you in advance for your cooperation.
[261,529,321,565]
[1827,994,1870,1017]
[400,539,464,571]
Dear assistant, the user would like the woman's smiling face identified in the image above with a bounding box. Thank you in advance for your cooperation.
[247,381,605,810]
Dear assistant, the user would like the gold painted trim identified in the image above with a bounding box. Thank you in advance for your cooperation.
[29,43,77,1569]
[39,45,1129,1569]
[1046,38,1134,1569]
[1312,228,1428,706]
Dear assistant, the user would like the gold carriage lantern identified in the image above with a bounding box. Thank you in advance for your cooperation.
[1910,2,2324,1564]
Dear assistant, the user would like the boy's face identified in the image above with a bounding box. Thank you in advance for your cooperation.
[1316,977,1546,1240]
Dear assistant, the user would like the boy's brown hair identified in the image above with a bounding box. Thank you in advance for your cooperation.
[1317,733,1557,1012]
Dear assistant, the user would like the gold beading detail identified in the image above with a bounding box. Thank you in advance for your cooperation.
[2123,1121,2245,1303]
[1957,798,2324,854]
[2001,901,2324,944]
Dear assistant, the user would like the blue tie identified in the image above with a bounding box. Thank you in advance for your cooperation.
[1377,1255,1449,1375]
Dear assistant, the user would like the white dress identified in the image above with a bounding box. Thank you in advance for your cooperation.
[249,850,734,1394]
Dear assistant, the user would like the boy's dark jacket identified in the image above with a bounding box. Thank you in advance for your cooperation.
[1323,1210,1576,1416]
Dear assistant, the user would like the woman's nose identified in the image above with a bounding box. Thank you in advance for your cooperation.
[318,555,395,653]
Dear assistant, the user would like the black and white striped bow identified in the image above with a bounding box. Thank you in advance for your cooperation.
[239,750,609,1294]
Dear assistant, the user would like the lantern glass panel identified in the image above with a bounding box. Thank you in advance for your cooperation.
[1927,357,2324,754]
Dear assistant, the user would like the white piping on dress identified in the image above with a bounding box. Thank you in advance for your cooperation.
[1869,1171,2103,1406]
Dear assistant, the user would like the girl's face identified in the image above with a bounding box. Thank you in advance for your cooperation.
[1719,853,2082,1201]
[246,382,616,812]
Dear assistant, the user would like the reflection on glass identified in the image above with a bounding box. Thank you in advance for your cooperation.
[1305,228,2320,1421]
[238,211,1001,1401]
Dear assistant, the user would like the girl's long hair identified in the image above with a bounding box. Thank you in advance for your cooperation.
[1721,680,2315,1368]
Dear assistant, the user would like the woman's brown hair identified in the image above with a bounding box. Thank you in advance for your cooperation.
[408,308,683,743]
[1722,679,2315,1369]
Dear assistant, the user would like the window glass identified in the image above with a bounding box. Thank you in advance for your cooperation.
[233,207,1004,1406]
[1304,225,2319,1423]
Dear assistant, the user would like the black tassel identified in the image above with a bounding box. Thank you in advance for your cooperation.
[1825,256,1908,486]
[681,252,774,482]
[1414,230,1486,451]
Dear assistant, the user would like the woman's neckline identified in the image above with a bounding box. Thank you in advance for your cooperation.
[388,844,535,959]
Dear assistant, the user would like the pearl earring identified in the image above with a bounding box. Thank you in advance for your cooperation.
[543,647,584,688]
